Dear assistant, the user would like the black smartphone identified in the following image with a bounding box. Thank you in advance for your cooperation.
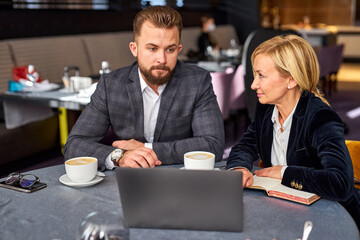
[0,181,47,193]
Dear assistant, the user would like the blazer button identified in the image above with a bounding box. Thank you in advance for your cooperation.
[291,181,295,187]
[298,184,303,190]
[295,183,299,189]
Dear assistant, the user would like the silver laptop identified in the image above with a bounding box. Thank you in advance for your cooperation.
[115,167,243,232]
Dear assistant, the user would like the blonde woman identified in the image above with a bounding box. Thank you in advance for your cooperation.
[227,34,360,228]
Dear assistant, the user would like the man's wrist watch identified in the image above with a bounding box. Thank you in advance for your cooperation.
[111,148,124,166]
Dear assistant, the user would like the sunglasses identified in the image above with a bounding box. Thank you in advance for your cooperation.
[5,172,40,188]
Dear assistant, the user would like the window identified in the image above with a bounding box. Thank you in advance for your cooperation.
[12,0,110,10]
[11,0,185,10]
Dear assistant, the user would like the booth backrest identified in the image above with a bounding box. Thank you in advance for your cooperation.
[83,31,135,73]
[0,42,15,92]
[8,35,92,85]
[179,25,239,58]
[180,26,201,57]
[213,25,239,49]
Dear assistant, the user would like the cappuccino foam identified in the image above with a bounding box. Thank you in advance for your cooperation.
[66,158,96,165]
[186,153,214,160]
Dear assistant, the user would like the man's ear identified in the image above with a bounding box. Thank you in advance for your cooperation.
[129,42,137,57]
[178,44,182,54]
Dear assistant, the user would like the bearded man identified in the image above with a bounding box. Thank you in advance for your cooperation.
[64,6,224,170]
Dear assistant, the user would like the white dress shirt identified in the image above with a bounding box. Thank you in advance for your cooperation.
[140,71,166,146]
[271,102,298,177]
[105,69,166,169]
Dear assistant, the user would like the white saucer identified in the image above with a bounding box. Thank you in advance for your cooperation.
[59,172,105,188]
[179,167,220,171]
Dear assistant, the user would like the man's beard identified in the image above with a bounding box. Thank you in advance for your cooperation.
[139,64,175,86]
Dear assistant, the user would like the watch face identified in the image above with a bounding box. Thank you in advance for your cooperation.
[112,149,123,160]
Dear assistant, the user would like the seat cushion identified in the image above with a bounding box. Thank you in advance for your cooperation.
[346,140,360,189]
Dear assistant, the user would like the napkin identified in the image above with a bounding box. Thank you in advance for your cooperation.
[78,82,98,98]
[59,83,98,105]
[21,80,60,92]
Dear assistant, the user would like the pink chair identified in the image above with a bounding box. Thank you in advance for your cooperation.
[329,44,344,94]
[316,46,332,95]
[316,44,344,96]
[229,65,246,111]
[210,68,234,119]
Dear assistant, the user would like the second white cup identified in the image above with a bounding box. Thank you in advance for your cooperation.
[184,151,215,170]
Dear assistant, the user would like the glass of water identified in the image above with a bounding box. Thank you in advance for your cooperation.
[77,211,129,240]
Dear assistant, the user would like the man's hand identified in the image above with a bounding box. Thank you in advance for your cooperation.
[118,147,162,168]
[112,139,144,150]
[254,165,282,180]
[233,168,254,187]
[112,139,161,168]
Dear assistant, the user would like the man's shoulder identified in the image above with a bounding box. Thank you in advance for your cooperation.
[102,62,137,82]
[111,62,136,75]
[175,61,209,77]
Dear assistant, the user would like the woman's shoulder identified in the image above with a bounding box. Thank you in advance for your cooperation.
[305,93,338,115]
[300,92,343,128]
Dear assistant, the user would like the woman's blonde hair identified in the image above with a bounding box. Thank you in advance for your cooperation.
[251,34,328,104]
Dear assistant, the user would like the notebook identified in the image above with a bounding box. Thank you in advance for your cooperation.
[115,167,243,232]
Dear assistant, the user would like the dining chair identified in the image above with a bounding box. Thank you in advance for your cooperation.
[316,44,344,97]
[210,68,234,120]
[316,45,332,96]
[229,65,246,112]
[346,140,360,190]
[328,44,344,94]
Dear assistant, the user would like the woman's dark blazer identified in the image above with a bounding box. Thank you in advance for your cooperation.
[227,91,360,228]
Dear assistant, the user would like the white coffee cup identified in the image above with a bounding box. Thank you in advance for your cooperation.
[69,76,92,92]
[184,151,215,170]
[65,157,98,183]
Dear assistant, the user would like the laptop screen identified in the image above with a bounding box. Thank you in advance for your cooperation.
[116,167,243,232]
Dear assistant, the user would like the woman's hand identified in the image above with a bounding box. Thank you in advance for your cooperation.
[254,165,283,180]
[233,168,254,187]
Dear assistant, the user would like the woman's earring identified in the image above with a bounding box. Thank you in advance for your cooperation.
[288,86,291,90]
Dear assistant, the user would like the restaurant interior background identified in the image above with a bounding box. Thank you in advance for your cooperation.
[0,0,359,176]
[1,0,360,43]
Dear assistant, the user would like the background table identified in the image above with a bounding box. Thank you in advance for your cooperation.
[0,89,90,150]
[0,163,358,240]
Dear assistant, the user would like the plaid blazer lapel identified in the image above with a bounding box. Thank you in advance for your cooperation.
[126,65,145,140]
[153,66,181,142]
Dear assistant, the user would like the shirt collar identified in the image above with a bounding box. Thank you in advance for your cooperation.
[138,68,166,94]
[271,101,299,131]
[271,106,279,124]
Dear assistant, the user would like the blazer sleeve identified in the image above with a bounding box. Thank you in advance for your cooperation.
[152,71,225,164]
[282,107,354,202]
[225,102,271,170]
[63,75,115,171]
[226,119,259,171]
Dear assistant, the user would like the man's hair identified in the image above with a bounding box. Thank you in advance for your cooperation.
[133,6,183,41]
